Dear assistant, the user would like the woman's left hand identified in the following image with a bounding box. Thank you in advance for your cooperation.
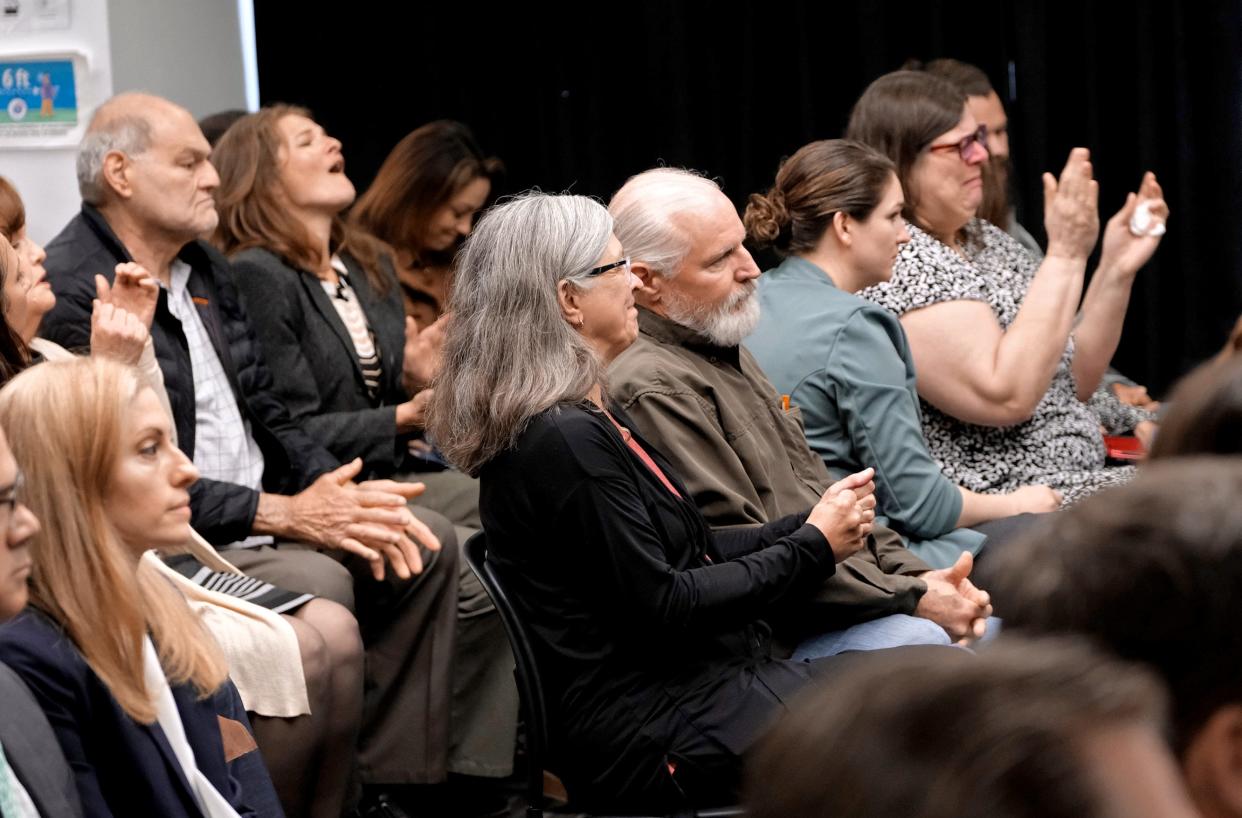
[90,299,148,365]
[1099,172,1169,279]
[403,314,447,392]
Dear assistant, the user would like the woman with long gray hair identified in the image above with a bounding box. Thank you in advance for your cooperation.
[428,192,882,811]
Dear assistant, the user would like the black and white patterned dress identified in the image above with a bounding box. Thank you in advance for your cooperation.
[859,220,1136,506]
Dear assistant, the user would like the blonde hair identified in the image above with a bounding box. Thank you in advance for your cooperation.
[0,358,227,723]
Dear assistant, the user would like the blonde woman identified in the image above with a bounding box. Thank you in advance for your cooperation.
[0,357,276,817]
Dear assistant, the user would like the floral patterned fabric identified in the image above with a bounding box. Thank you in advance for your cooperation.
[859,219,1145,505]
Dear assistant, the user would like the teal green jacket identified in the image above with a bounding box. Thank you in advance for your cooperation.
[746,256,985,568]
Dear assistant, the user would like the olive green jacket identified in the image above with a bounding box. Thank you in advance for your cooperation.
[608,307,929,630]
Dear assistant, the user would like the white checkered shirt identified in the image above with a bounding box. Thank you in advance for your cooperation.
[166,260,271,548]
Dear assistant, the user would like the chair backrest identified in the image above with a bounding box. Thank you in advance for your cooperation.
[463,531,550,815]
[463,531,747,818]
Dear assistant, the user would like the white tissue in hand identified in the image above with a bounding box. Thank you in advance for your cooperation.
[1129,199,1166,237]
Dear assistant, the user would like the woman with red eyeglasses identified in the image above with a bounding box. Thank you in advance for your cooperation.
[844,70,1168,508]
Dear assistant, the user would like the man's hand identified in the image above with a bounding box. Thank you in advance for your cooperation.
[90,300,148,365]
[915,552,993,644]
[266,459,437,581]
[355,476,442,561]
[403,314,447,393]
[98,263,159,329]
[807,468,876,563]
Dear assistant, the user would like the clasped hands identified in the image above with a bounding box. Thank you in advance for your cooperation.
[808,467,993,645]
[285,458,440,582]
[808,467,877,562]
[914,551,993,646]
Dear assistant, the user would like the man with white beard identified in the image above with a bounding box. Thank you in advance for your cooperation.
[605,168,993,656]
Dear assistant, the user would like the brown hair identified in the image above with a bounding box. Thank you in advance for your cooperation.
[1147,356,1242,459]
[987,457,1242,754]
[744,139,897,256]
[747,636,1168,818]
[915,59,1011,226]
[845,70,966,225]
[0,358,228,723]
[0,177,25,240]
[916,57,995,98]
[0,188,31,381]
[350,120,503,267]
[212,105,391,291]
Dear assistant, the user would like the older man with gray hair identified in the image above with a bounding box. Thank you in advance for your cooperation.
[607,167,993,654]
[37,92,485,813]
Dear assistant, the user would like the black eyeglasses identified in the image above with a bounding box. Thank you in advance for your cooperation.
[584,257,632,278]
[927,125,988,161]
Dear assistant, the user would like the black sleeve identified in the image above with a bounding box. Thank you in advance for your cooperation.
[210,260,340,492]
[551,423,836,634]
[40,259,97,353]
[711,512,813,561]
[189,478,261,546]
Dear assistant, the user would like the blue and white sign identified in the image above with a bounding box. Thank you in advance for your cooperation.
[0,58,77,129]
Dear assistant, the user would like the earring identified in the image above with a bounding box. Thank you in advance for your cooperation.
[574,317,585,329]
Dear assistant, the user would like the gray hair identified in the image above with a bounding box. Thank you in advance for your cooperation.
[426,192,613,475]
[608,167,721,278]
[76,114,152,205]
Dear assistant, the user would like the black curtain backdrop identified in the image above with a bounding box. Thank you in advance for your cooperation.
[255,1,1242,395]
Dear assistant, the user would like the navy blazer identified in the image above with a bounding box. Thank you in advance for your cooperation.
[39,206,340,544]
[230,247,410,478]
[0,610,260,818]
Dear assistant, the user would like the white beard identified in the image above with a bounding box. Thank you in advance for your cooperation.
[663,281,760,348]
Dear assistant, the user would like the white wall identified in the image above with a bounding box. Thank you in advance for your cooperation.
[108,0,249,120]
[0,0,113,244]
[0,0,251,245]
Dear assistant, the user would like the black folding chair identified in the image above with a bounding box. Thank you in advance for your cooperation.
[462,531,744,818]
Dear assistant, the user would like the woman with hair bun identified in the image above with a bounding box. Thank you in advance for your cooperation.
[745,139,1059,568]
[429,191,883,812]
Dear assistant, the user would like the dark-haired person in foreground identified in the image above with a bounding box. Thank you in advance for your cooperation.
[988,457,1242,818]
[746,636,1198,818]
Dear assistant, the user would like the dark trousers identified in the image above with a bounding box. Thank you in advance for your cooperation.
[226,505,459,784]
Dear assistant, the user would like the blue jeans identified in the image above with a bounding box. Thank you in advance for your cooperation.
[792,614,953,660]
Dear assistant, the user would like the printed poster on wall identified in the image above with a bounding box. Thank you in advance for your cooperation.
[0,58,78,143]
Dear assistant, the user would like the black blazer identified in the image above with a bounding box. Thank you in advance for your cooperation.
[0,661,84,817]
[40,206,340,544]
[229,247,410,478]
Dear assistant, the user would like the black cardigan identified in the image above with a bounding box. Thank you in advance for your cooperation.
[480,401,837,809]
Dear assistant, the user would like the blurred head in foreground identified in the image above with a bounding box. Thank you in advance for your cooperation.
[989,456,1242,818]
[746,636,1197,818]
